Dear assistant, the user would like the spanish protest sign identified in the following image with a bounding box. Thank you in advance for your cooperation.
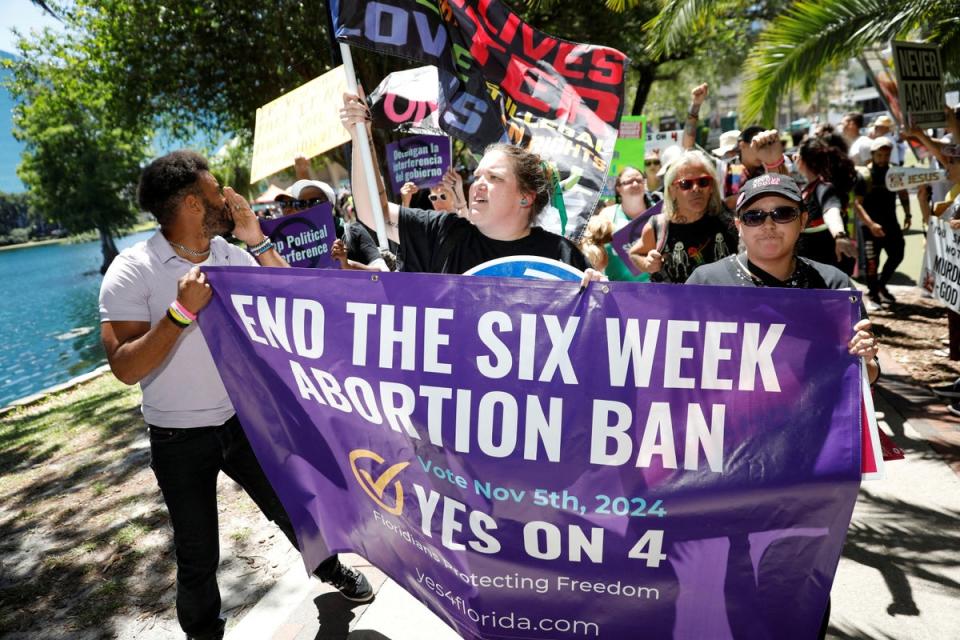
[198,267,863,640]
[892,41,946,129]
[250,67,350,183]
[921,216,960,313]
[259,204,337,269]
[330,0,628,240]
[385,134,452,195]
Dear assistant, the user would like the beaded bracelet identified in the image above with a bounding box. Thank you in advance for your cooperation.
[249,237,274,256]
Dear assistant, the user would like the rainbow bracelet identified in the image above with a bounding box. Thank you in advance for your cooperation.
[171,299,197,322]
[167,302,194,328]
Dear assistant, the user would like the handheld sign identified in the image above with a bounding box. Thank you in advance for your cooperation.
[611,201,663,276]
[463,256,584,281]
[385,134,452,196]
[892,41,946,128]
[259,203,337,269]
[605,116,647,197]
[884,166,947,191]
[250,67,349,183]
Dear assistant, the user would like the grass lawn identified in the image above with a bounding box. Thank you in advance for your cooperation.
[0,374,284,636]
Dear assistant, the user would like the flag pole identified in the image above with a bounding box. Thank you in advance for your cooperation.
[340,44,392,255]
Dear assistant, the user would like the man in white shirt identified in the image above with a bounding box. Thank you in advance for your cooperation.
[841,112,874,166]
[99,151,372,640]
[871,115,902,165]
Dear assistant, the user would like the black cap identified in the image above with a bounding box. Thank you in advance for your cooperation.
[736,174,803,213]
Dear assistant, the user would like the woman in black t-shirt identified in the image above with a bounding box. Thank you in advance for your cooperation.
[794,137,858,273]
[340,92,593,278]
[629,149,737,283]
[687,174,879,640]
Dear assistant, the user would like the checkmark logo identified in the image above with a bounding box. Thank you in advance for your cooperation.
[348,449,410,516]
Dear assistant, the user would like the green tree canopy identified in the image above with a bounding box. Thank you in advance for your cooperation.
[647,0,960,125]
[5,24,151,271]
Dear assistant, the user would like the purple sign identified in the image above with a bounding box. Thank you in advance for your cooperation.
[611,201,663,276]
[385,134,452,196]
[258,204,337,269]
[198,269,862,640]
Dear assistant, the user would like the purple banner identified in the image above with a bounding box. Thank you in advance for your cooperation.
[610,201,662,276]
[385,134,452,196]
[259,204,337,269]
[198,268,862,640]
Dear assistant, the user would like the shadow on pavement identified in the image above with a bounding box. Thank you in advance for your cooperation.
[311,592,368,639]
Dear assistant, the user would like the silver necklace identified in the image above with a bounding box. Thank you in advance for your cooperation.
[168,240,210,258]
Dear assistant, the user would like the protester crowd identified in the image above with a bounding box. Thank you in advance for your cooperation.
[94,70,960,639]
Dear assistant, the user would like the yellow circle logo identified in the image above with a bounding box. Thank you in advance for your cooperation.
[348,449,410,516]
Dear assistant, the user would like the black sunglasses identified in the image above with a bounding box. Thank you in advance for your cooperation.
[281,197,327,211]
[673,176,712,191]
[429,193,448,201]
[739,206,802,226]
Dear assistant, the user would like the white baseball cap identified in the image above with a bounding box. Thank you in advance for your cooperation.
[712,130,741,158]
[288,179,336,204]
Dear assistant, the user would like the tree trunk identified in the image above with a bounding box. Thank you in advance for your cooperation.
[630,64,658,117]
[99,227,119,274]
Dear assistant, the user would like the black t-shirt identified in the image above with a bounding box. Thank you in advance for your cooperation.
[358,220,400,256]
[653,213,738,283]
[686,253,867,318]
[855,165,897,227]
[397,207,589,274]
[344,222,381,265]
[803,180,844,227]
[687,253,851,289]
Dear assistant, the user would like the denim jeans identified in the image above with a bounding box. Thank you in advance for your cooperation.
[149,415,336,637]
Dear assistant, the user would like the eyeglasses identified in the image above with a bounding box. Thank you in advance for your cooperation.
[645,160,661,166]
[281,197,327,211]
[739,206,802,226]
[618,177,645,187]
[673,176,713,191]
[428,193,448,202]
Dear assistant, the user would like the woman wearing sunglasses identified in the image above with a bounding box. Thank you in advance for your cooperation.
[685,173,880,640]
[629,150,737,283]
[687,173,880,381]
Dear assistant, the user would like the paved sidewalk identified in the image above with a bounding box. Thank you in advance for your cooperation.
[221,352,960,640]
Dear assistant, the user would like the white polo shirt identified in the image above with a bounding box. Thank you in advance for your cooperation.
[99,232,257,428]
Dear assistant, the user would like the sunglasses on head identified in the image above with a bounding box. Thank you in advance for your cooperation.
[673,176,712,191]
[428,193,448,202]
[739,206,802,226]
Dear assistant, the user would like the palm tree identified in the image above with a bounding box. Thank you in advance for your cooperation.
[646,0,960,125]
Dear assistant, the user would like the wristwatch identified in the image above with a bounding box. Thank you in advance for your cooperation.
[833,231,849,240]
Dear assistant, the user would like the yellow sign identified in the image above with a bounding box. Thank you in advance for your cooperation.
[250,66,350,183]
[348,449,410,516]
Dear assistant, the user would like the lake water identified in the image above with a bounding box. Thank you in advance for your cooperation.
[0,229,155,406]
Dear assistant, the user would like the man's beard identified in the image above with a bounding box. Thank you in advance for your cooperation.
[201,199,235,238]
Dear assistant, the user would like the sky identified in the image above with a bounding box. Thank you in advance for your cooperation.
[0,0,64,54]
